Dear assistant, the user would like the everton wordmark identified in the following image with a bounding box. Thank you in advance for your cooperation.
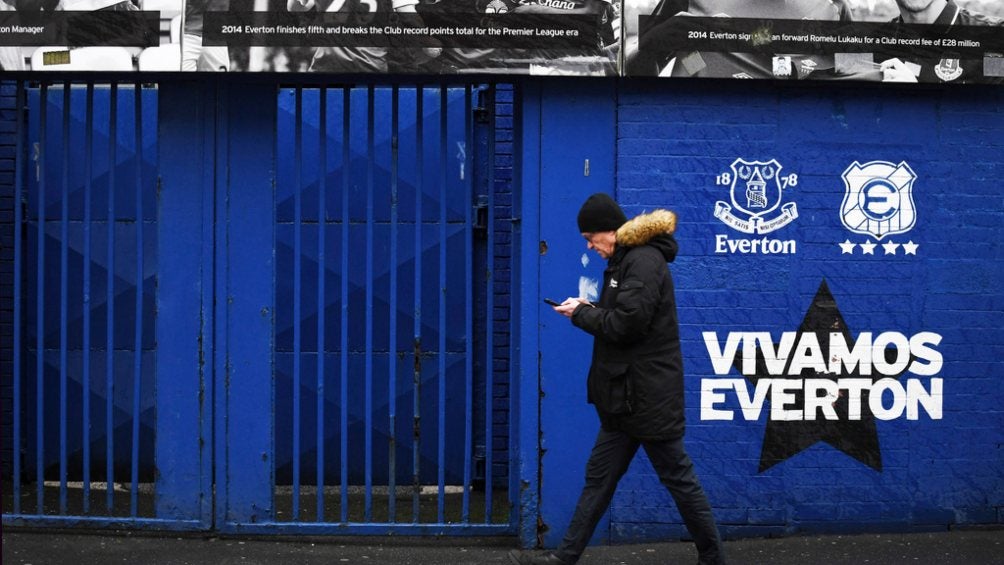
[698,280,942,472]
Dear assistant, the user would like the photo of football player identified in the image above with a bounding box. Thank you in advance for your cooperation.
[0,0,27,70]
[6,0,180,70]
[412,0,518,73]
[508,0,619,75]
[877,0,1003,83]
[624,0,874,79]
[288,0,441,73]
[182,0,230,70]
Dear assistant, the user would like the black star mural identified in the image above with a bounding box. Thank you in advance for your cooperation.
[734,280,911,473]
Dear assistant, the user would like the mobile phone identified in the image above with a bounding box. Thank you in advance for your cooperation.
[543,298,561,307]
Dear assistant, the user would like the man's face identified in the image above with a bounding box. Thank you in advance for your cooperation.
[894,0,940,18]
[583,231,617,259]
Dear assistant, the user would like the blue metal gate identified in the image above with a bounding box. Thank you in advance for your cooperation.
[3,80,211,530]
[2,79,517,536]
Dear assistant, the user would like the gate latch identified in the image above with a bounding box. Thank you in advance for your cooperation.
[473,195,489,239]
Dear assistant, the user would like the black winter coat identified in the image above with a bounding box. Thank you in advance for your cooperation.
[571,210,685,441]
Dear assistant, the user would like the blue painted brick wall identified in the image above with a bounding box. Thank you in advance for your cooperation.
[493,83,514,488]
[611,80,1004,540]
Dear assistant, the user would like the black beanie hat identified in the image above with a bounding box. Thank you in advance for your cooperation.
[577,193,627,233]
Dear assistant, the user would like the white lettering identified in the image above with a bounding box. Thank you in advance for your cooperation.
[907,377,942,420]
[736,378,771,420]
[700,331,944,422]
[703,331,741,375]
[908,332,943,375]
[742,332,771,375]
[703,331,944,377]
[842,378,872,420]
[870,378,907,420]
[700,379,736,420]
[759,332,795,375]
[804,378,840,420]
[788,333,828,375]
[873,331,911,376]
[713,234,797,254]
[771,379,802,421]
[699,377,942,421]
[828,332,872,375]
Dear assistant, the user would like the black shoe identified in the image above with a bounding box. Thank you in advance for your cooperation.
[507,549,568,565]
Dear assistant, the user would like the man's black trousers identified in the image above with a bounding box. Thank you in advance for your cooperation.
[553,428,726,565]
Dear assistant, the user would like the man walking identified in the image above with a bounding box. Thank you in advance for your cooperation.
[510,193,725,565]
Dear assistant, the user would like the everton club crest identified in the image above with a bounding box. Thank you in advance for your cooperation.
[934,58,963,82]
[714,158,798,234]
[840,161,916,240]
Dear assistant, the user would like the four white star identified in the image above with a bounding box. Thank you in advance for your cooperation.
[836,239,920,255]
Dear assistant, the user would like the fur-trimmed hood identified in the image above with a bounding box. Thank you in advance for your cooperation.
[615,209,678,262]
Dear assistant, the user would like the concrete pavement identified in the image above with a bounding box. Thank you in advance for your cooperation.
[4,528,1004,564]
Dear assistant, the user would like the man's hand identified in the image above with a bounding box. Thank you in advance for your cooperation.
[880,58,919,82]
[553,297,591,318]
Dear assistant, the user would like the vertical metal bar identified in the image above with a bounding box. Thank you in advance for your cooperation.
[363,85,375,523]
[316,87,327,522]
[437,85,447,523]
[130,82,144,517]
[11,82,26,514]
[462,85,473,524]
[59,82,70,515]
[106,82,118,512]
[411,86,423,523]
[339,88,350,524]
[13,81,25,516]
[388,85,399,523]
[36,82,48,515]
[484,86,496,524]
[292,87,303,522]
[82,82,94,515]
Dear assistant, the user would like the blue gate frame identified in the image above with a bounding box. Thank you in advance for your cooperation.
[3,80,213,530]
[3,77,528,538]
[212,81,517,535]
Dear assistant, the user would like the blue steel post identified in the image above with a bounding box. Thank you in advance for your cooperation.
[437,86,447,523]
[82,83,94,514]
[316,87,327,522]
[105,83,118,512]
[388,85,399,523]
[13,81,25,516]
[218,82,277,529]
[514,81,541,548]
[462,84,473,524]
[36,83,47,515]
[365,85,376,523]
[59,82,70,515]
[339,88,351,525]
[412,86,424,523]
[292,87,303,522]
[156,80,216,527]
[130,82,144,518]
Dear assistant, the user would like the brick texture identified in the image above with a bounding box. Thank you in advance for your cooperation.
[610,80,1004,540]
